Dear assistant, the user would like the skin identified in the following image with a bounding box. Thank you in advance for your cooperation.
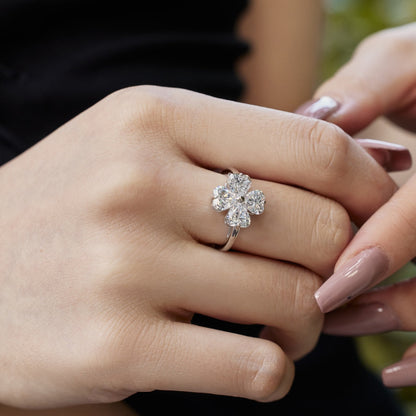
[303,23,416,382]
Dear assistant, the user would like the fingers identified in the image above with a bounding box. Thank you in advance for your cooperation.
[296,23,416,134]
[130,86,396,225]
[323,277,416,337]
[131,322,294,402]
[176,165,352,276]
[314,173,416,313]
[383,351,416,389]
[354,139,412,173]
[166,243,323,360]
[322,278,416,389]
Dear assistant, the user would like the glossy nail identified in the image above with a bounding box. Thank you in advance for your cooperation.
[315,247,389,313]
[295,96,340,120]
[383,356,416,388]
[356,139,412,172]
[324,302,399,336]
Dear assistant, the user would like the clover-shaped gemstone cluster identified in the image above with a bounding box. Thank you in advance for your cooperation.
[212,172,265,228]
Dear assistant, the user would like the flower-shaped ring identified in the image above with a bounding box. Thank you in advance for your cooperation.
[212,169,266,251]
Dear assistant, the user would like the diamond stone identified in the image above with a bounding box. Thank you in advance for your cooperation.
[226,173,251,197]
[225,204,251,228]
[245,190,266,215]
[212,172,265,232]
[212,185,233,211]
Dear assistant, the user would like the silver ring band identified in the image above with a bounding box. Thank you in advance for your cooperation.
[219,225,240,252]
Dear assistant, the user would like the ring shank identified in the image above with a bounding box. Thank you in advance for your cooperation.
[219,226,240,251]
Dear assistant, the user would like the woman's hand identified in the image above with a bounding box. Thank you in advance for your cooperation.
[296,23,416,387]
[0,86,395,408]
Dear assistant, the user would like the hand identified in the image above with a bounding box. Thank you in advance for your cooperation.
[296,23,416,388]
[0,86,395,408]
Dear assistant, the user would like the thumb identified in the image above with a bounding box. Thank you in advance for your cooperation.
[314,172,416,313]
[296,23,416,135]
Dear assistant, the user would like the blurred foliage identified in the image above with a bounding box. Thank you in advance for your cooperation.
[322,2,416,414]
[322,0,416,80]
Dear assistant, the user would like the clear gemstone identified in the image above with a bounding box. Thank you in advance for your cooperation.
[212,186,233,211]
[245,190,266,215]
[225,204,251,228]
[226,173,251,197]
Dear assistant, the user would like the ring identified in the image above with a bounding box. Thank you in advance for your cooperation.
[212,169,266,251]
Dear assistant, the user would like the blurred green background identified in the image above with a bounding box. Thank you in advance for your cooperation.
[322,1,416,414]
[323,0,416,79]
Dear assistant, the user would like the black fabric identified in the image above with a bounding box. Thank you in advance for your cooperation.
[0,1,405,415]
[0,0,248,164]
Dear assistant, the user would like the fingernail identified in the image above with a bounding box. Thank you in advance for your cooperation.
[383,356,416,388]
[295,96,340,120]
[324,302,399,336]
[356,139,412,172]
[315,247,389,313]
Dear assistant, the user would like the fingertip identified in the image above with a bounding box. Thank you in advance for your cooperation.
[247,342,294,403]
[383,355,416,388]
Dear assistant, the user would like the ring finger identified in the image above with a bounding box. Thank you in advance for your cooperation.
[173,164,352,277]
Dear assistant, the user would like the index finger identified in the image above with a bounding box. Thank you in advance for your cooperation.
[136,86,396,224]
[315,172,416,313]
[298,23,416,134]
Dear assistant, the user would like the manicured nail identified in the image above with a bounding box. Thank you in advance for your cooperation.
[314,247,389,313]
[383,356,416,388]
[324,302,399,336]
[295,96,340,120]
[356,139,412,172]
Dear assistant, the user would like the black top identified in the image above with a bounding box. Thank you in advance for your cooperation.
[0,0,247,164]
[0,1,405,415]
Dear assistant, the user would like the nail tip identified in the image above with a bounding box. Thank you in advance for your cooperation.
[314,291,323,311]
[382,356,416,389]
[295,96,340,120]
[314,290,333,313]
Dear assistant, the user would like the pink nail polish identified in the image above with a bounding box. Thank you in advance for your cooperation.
[356,139,412,172]
[383,356,416,388]
[314,247,389,313]
[295,96,340,120]
[324,302,399,336]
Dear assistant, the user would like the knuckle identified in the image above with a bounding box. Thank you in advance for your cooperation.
[105,85,177,137]
[90,160,165,218]
[307,121,351,186]
[292,271,323,331]
[242,342,290,402]
[386,198,416,259]
[288,272,324,359]
[358,26,416,57]
[313,200,351,263]
[354,30,382,54]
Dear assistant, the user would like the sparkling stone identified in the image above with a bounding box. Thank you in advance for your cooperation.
[212,186,233,211]
[225,204,251,228]
[245,190,266,215]
[226,173,251,197]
